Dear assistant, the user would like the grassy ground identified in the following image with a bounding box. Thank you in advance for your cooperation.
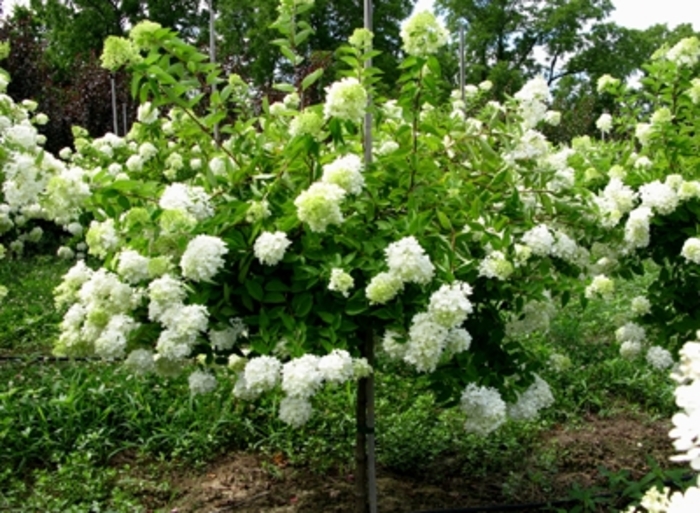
[0,255,689,512]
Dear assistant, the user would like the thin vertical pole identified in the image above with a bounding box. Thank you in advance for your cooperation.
[110,74,118,135]
[459,23,465,104]
[122,104,127,135]
[209,0,219,142]
[362,2,377,512]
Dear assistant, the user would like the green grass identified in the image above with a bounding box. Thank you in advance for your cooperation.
[0,255,682,511]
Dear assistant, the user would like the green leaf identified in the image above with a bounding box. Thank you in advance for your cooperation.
[292,293,313,317]
[301,68,324,91]
[245,280,264,301]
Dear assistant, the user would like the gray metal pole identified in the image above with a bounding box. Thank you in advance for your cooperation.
[459,24,465,104]
[209,0,219,142]
[122,104,127,135]
[110,74,118,135]
[363,2,377,512]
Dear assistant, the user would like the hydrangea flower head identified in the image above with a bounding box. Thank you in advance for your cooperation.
[181,235,228,282]
[321,154,364,195]
[294,182,346,232]
[101,36,139,71]
[460,383,507,436]
[385,236,434,285]
[328,268,354,297]
[366,272,403,304]
[323,78,367,124]
[400,11,449,57]
[253,231,292,266]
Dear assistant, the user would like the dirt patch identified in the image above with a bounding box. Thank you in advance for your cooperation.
[135,412,683,513]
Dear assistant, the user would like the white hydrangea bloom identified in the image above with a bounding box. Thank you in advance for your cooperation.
[365,272,403,304]
[116,249,150,283]
[124,349,155,375]
[245,200,271,223]
[328,268,354,297]
[639,180,679,215]
[381,330,407,360]
[666,37,700,67]
[317,349,355,384]
[188,370,217,396]
[507,375,555,421]
[635,123,653,146]
[631,296,652,316]
[595,178,637,228]
[427,281,474,328]
[460,383,507,436]
[282,354,322,398]
[209,318,246,351]
[522,224,554,256]
[514,76,550,128]
[596,113,613,133]
[180,235,228,282]
[400,11,449,57]
[478,250,513,280]
[85,219,119,259]
[238,356,282,398]
[444,328,472,357]
[403,312,448,373]
[294,182,346,232]
[385,236,435,285]
[615,322,647,344]
[137,102,159,124]
[620,340,643,359]
[94,314,139,360]
[624,207,653,249]
[159,183,213,221]
[253,231,292,266]
[585,274,614,300]
[279,396,313,427]
[321,154,364,195]
[681,238,700,264]
[147,274,187,322]
[323,77,367,124]
[646,346,674,371]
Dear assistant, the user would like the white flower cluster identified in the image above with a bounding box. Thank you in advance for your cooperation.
[321,154,364,195]
[505,295,556,337]
[507,375,555,421]
[665,36,700,67]
[400,282,474,372]
[514,76,550,128]
[400,11,449,57]
[478,250,514,280]
[584,274,614,300]
[646,346,674,370]
[116,249,150,283]
[55,264,141,360]
[85,219,120,259]
[628,333,700,512]
[595,178,637,228]
[681,237,700,265]
[366,236,435,304]
[328,268,354,297]
[639,180,679,215]
[159,183,213,221]
[234,350,370,427]
[521,224,554,256]
[323,77,367,124]
[147,274,209,362]
[180,235,228,282]
[294,182,347,233]
[188,370,217,396]
[624,206,653,249]
[460,383,507,436]
[209,318,246,351]
[253,231,292,266]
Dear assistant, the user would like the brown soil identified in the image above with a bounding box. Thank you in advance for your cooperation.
[128,412,683,513]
